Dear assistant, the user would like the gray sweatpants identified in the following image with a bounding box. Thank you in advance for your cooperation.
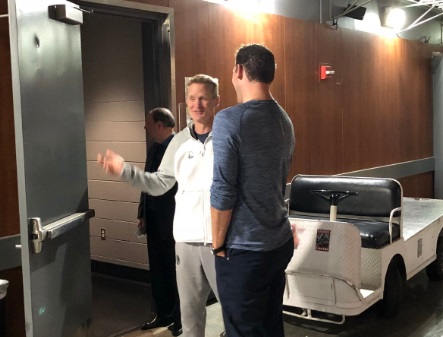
[175,242,220,337]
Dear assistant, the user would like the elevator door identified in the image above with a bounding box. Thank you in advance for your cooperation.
[8,0,92,336]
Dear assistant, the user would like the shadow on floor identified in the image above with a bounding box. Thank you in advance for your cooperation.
[89,272,153,337]
[89,270,224,337]
[89,268,443,337]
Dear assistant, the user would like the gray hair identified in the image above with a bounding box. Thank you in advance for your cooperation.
[185,74,219,99]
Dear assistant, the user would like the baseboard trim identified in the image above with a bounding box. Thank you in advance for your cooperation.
[91,260,150,283]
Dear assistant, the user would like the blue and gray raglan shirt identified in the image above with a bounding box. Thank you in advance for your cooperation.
[210,99,296,251]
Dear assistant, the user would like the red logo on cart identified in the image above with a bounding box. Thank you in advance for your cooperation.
[316,229,331,252]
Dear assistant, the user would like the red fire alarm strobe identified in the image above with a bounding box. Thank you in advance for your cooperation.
[320,64,335,80]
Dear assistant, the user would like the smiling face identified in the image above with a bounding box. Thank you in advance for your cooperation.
[185,83,219,127]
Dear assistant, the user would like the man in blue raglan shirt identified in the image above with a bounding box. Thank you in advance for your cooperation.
[210,44,296,337]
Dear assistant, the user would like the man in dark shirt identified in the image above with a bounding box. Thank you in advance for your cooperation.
[211,44,296,337]
[139,107,181,336]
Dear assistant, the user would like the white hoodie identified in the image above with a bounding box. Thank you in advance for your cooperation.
[121,122,213,244]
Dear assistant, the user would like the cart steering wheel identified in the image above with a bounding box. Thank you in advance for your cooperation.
[311,190,359,221]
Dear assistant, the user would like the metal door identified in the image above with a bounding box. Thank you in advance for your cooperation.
[8,0,93,336]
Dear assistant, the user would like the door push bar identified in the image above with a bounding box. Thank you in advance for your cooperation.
[30,209,95,254]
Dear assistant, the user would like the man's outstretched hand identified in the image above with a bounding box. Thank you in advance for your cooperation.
[97,149,125,176]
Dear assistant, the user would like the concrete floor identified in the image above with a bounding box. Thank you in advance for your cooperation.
[119,303,224,337]
[92,268,443,337]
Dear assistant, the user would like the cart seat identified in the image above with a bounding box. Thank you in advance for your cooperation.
[288,175,402,249]
[351,219,400,248]
[291,214,400,248]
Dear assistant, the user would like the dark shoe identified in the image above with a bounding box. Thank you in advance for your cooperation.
[140,315,173,330]
[168,322,183,336]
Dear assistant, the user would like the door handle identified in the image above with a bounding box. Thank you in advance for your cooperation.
[30,209,95,254]
[31,218,47,254]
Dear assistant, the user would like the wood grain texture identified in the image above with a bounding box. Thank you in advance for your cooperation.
[128,0,441,192]
[0,268,26,337]
[123,0,168,7]
[398,172,434,198]
[284,18,316,179]
[169,0,210,123]
[0,0,6,15]
[311,24,344,174]
[0,19,20,238]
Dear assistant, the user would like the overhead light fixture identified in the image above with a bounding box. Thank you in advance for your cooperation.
[382,7,406,30]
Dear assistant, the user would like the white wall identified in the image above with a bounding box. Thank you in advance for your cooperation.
[81,13,149,269]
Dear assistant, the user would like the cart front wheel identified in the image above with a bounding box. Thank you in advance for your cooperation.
[426,237,443,281]
[379,261,402,318]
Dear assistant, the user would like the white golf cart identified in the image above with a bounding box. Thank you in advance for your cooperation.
[283,175,443,324]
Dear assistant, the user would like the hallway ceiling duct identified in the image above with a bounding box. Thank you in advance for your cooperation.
[404,0,443,12]
[395,0,443,33]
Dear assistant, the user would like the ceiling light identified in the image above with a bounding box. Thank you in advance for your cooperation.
[383,7,406,30]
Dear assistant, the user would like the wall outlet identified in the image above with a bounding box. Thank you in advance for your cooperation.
[101,228,106,240]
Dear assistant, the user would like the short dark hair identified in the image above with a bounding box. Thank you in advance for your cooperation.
[185,74,219,99]
[147,107,175,128]
[235,44,275,84]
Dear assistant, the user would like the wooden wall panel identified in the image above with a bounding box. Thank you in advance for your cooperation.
[206,5,286,111]
[400,40,434,160]
[125,0,168,7]
[0,268,26,337]
[252,14,286,108]
[340,29,370,172]
[169,0,210,104]
[398,172,434,198]
[342,30,404,171]
[284,18,315,179]
[286,20,346,177]
[0,10,19,237]
[307,24,343,174]
[206,4,255,110]
[127,0,442,186]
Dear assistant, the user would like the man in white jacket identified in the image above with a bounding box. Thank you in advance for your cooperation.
[97,74,222,337]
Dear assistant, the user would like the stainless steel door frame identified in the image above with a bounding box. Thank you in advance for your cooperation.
[75,0,176,117]
[433,53,443,199]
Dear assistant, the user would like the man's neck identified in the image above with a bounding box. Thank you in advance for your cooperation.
[156,130,174,144]
[240,83,273,103]
[194,121,213,135]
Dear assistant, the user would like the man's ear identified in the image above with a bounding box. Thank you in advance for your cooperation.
[234,64,244,80]
[215,95,220,107]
